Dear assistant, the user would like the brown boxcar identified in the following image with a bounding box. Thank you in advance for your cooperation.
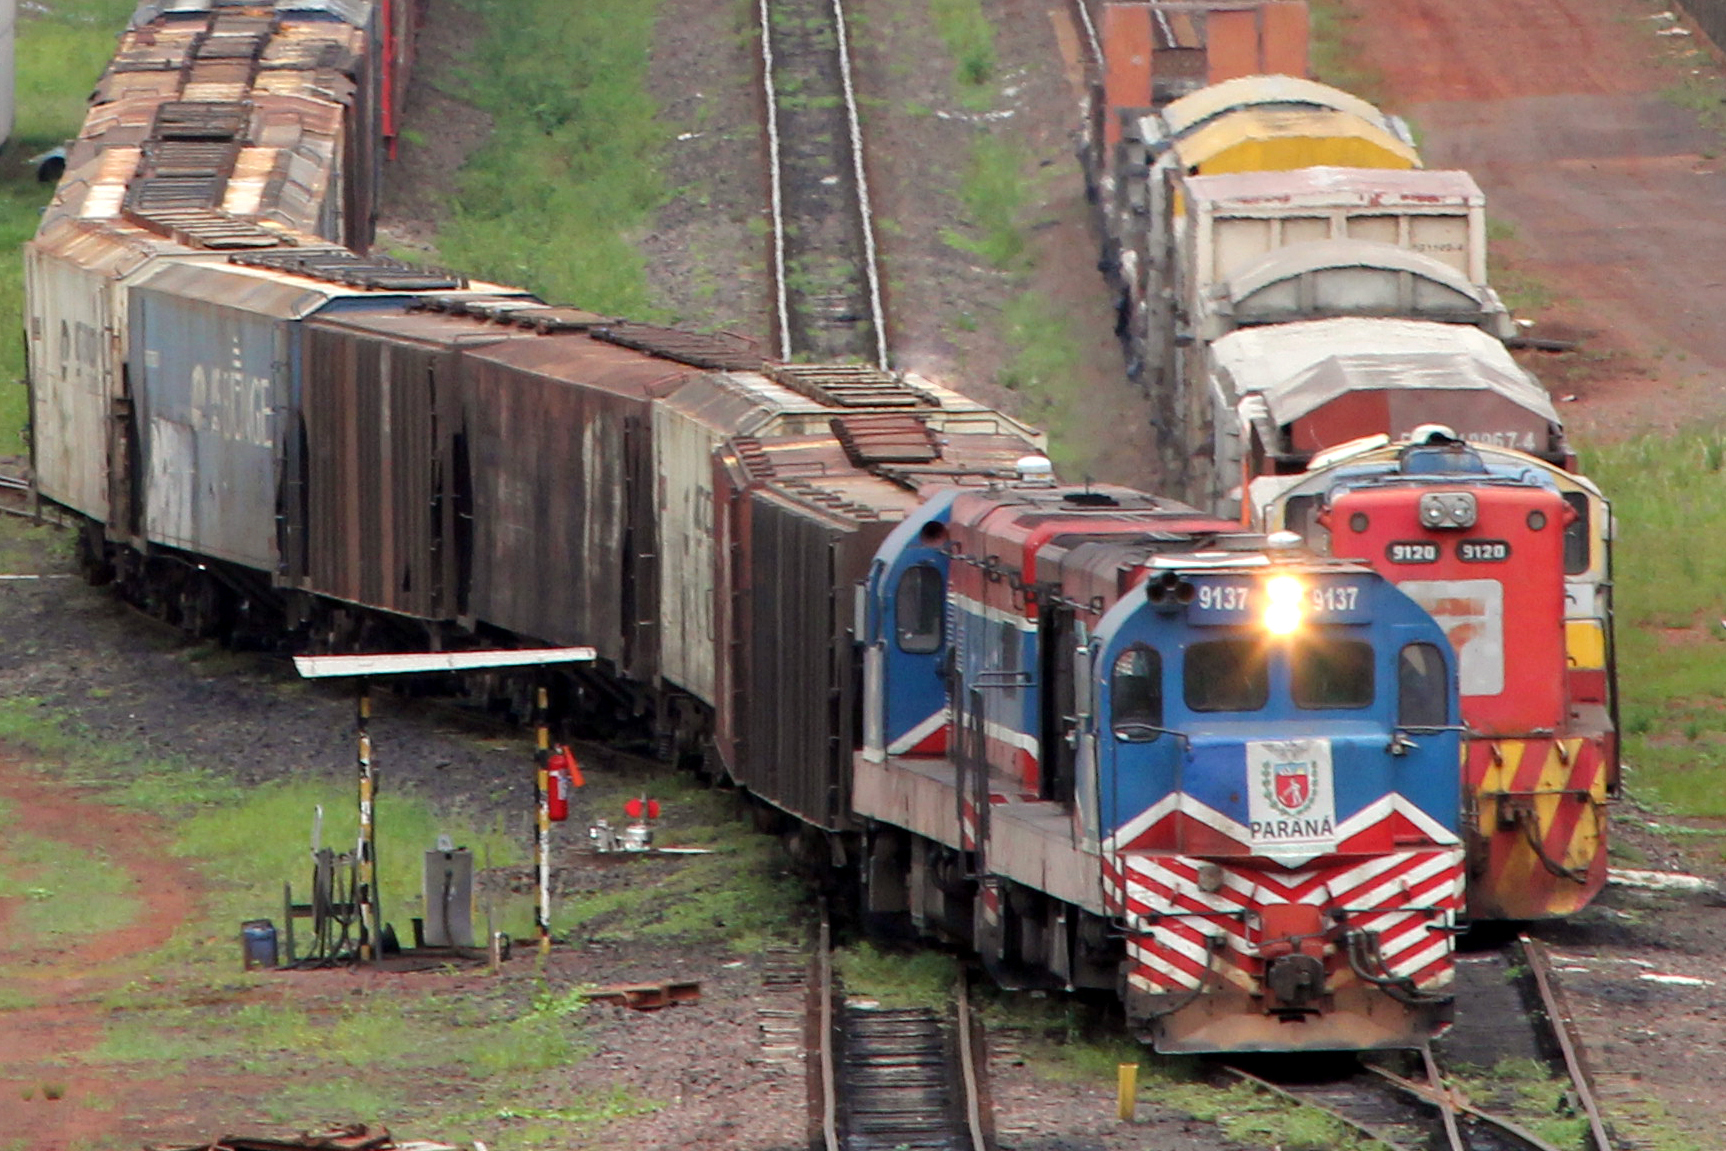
[296,303,527,620]
[460,330,689,682]
[716,405,1044,830]
[717,434,912,829]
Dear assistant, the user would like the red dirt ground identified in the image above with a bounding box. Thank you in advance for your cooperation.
[0,758,203,1146]
[1345,0,1726,439]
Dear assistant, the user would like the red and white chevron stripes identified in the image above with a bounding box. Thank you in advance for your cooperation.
[1105,848,1463,994]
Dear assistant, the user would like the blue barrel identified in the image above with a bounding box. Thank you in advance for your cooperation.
[242,919,277,970]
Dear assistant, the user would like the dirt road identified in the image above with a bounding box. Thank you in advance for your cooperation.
[1349,0,1726,438]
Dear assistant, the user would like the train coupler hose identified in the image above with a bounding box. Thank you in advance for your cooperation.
[1146,933,1227,1019]
[1344,930,1450,1006]
[1512,800,1596,884]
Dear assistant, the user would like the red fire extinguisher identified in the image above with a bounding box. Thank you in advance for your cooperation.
[546,745,582,822]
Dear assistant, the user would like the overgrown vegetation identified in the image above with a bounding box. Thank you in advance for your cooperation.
[928,0,997,107]
[928,18,1093,476]
[1448,1058,1592,1151]
[1576,430,1726,816]
[941,136,1030,269]
[833,941,960,1008]
[430,0,668,315]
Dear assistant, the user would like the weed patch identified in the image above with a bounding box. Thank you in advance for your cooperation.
[432,0,668,315]
[926,0,996,105]
[1579,430,1726,814]
[834,942,958,1008]
[942,136,1031,270]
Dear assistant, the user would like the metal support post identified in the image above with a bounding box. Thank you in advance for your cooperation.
[535,685,551,956]
[357,680,379,963]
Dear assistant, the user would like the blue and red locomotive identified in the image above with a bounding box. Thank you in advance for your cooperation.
[854,474,1464,1051]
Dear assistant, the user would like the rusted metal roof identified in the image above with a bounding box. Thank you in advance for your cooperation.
[130,0,376,26]
[153,100,248,140]
[768,363,939,409]
[514,304,614,332]
[122,205,289,248]
[831,412,939,465]
[593,321,766,371]
[229,246,463,289]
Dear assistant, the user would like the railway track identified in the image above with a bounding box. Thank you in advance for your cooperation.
[816,912,990,1150]
[0,471,47,522]
[757,0,888,365]
[1219,935,1615,1151]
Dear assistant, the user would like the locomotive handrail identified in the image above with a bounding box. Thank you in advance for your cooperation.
[1111,721,1191,747]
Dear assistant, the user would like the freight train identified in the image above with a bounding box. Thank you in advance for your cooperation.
[22,0,1473,1052]
[1084,2,1618,920]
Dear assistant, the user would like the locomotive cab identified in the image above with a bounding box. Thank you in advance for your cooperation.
[1091,559,1465,1052]
[859,490,964,763]
[1274,431,1619,921]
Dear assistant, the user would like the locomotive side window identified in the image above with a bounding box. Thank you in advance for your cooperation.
[895,564,944,654]
[1562,492,1590,575]
[1291,638,1374,709]
[1397,642,1448,728]
[1111,646,1163,740]
[1185,639,1269,712]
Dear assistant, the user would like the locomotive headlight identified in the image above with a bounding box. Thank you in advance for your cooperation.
[1263,575,1305,636]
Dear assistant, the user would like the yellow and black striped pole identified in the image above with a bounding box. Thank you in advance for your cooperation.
[534,685,551,956]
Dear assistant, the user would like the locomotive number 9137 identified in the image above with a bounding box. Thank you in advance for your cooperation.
[1186,575,1373,625]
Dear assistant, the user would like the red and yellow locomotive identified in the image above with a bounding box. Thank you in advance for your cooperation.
[1251,428,1615,919]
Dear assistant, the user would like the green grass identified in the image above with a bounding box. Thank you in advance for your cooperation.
[927,0,997,107]
[549,775,805,949]
[1158,1078,1383,1150]
[431,0,668,315]
[998,290,1089,475]
[942,136,1031,270]
[1577,430,1726,814]
[0,831,139,939]
[0,693,524,957]
[1448,1058,1591,1151]
[833,941,959,1008]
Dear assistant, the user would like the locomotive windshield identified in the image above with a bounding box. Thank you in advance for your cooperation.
[1183,634,1375,712]
[1291,638,1373,709]
[1111,646,1163,740]
[1185,638,1269,711]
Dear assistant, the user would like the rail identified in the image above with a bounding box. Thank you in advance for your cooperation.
[757,0,890,366]
[817,902,989,1149]
[1219,936,1615,1151]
